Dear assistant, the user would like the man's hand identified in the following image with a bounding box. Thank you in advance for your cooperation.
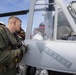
[20,45,28,54]
[11,49,21,57]
[24,45,28,53]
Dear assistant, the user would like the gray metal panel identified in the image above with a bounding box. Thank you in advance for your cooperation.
[23,40,76,74]
[26,0,37,39]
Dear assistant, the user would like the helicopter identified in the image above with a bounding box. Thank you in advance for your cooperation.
[23,0,76,74]
[0,0,76,75]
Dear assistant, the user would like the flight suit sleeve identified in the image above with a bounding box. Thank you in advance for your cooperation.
[0,32,11,65]
[0,28,27,64]
[0,31,21,64]
[0,28,15,64]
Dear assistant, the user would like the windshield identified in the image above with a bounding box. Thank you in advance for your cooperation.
[0,0,76,41]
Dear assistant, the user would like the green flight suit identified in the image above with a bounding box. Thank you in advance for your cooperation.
[0,26,26,75]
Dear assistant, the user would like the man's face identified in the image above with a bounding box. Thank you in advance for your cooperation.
[33,29,38,35]
[15,20,21,32]
[39,25,45,33]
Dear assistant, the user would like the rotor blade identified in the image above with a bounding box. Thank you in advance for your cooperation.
[0,9,29,17]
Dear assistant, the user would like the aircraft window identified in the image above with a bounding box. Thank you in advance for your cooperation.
[57,7,76,41]
[30,0,55,40]
[32,11,45,40]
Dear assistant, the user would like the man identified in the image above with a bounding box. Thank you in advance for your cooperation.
[17,28,26,41]
[0,16,27,75]
[17,28,27,75]
[32,28,43,40]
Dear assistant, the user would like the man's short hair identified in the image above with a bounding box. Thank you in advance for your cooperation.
[8,16,22,22]
[39,23,45,27]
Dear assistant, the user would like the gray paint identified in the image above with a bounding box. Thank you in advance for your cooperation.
[36,42,72,68]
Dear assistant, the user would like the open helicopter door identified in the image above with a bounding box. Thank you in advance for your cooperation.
[23,0,76,74]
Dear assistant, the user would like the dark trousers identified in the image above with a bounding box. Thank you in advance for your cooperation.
[26,66,36,75]
[26,66,73,75]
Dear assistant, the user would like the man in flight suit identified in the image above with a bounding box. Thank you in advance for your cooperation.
[0,16,27,75]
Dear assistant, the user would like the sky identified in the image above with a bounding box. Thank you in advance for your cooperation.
[0,0,75,32]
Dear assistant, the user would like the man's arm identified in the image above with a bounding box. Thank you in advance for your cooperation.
[0,28,27,65]
[0,31,11,65]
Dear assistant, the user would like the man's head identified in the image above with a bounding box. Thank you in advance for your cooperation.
[39,23,45,33]
[33,28,39,35]
[17,29,25,40]
[7,16,22,33]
